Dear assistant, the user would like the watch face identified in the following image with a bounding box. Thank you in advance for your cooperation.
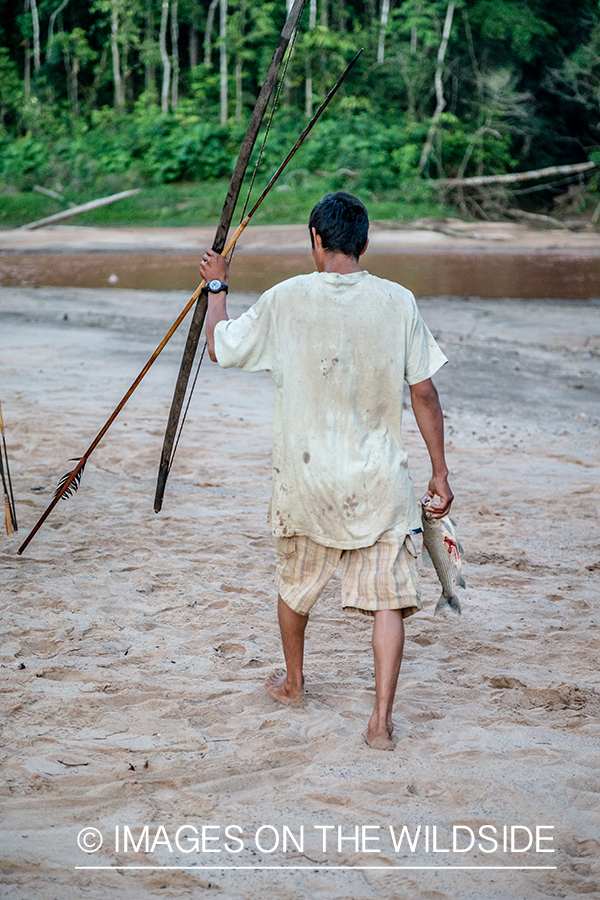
[208,279,222,291]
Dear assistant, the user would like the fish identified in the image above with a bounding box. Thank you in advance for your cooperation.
[420,501,465,616]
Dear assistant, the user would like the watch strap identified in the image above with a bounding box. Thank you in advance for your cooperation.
[203,280,228,295]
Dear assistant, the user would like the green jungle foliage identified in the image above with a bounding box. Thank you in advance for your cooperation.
[0,0,598,222]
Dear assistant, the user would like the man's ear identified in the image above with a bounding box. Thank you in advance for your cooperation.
[359,237,369,257]
[312,228,327,251]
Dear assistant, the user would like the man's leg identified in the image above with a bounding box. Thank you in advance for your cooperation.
[366,609,405,750]
[265,595,308,706]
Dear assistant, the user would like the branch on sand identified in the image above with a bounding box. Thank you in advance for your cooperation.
[436,161,596,188]
[19,188,141,231]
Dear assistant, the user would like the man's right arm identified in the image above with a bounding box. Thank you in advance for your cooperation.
[200,249,229,362]
[409,377,454,518]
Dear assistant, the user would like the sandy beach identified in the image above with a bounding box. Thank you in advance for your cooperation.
[1,224,599,898]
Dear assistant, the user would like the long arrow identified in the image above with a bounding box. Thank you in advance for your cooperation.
[16,48,362,556]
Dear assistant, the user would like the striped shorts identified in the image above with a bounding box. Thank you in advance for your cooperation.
[275,534,422,618]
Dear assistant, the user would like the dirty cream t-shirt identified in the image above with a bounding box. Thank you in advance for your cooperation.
[214,270,447,549]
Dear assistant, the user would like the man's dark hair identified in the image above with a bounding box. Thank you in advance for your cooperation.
[309,192,369,260]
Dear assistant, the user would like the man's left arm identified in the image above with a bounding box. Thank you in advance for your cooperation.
[409,377,454,518]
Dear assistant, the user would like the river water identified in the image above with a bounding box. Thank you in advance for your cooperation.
[0,251,599,299]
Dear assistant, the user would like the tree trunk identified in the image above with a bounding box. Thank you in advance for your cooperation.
[189,19,199,68]
[63,44,74,106]
[171,0,179,109]
[144,1,155,91]
[71,57,80,114]
[305,0,316,117]
[30,0,41,71]
[159,0,171,112]
[377,0,390,64]
[111,0,124,109]
[304,59,313,117]
[46,0,70,64]
[204,0,218,66]
[122,42,133,105]
[24,41,31,102]
[234,0,245,120]
[400,53,415,118]
[308,0,317,37]
[235,58,242,119]
[88,46,107,110]
[439,161,596,188]
[20,189,142,231]
[284,0,293,106]
[418,1,454,173]
[219,0,227,124]
[320,0,328,94]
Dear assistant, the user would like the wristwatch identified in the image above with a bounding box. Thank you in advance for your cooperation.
[203,279,229,295]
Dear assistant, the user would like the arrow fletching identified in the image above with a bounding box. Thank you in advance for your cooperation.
[53,460,86,500]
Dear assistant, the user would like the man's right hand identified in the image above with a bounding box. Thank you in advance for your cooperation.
[200,248,229,285]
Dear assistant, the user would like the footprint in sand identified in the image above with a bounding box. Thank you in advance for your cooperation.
[216,641,246,658]
[15,639,65,658]
[409,633,438,647]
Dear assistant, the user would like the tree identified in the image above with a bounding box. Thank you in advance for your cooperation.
[219,0,227,123]
[46,0,71,64]
[0,48,21,129]
[204,0,218,66]
[305,0,316,115]
[159,0,171,111]
[111,0,124,108]
[418,1,456,171]
[30,0,41,72]
[56,26,96,114]
[171,0,179,108]
[377,0,390,63]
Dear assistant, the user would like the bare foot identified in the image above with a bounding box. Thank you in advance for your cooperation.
[364,728,397,751]
[265,670,305,707]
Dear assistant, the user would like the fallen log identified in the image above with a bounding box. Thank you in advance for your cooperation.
[33,184,74,204]
[503,208,567,228]
[437,161,596,188]
[19,188,141,230]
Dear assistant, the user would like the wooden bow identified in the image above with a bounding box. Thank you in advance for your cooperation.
[153,0,308,512]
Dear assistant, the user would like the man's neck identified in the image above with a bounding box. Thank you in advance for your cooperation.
[320,252,361,274]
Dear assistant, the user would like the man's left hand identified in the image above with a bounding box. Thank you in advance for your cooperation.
[200,248,229,285]
[423,474,454,518]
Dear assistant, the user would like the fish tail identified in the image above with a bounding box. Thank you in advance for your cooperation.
[434,591,462,616]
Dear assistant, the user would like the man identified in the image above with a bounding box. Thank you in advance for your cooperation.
[200,192,453,751]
